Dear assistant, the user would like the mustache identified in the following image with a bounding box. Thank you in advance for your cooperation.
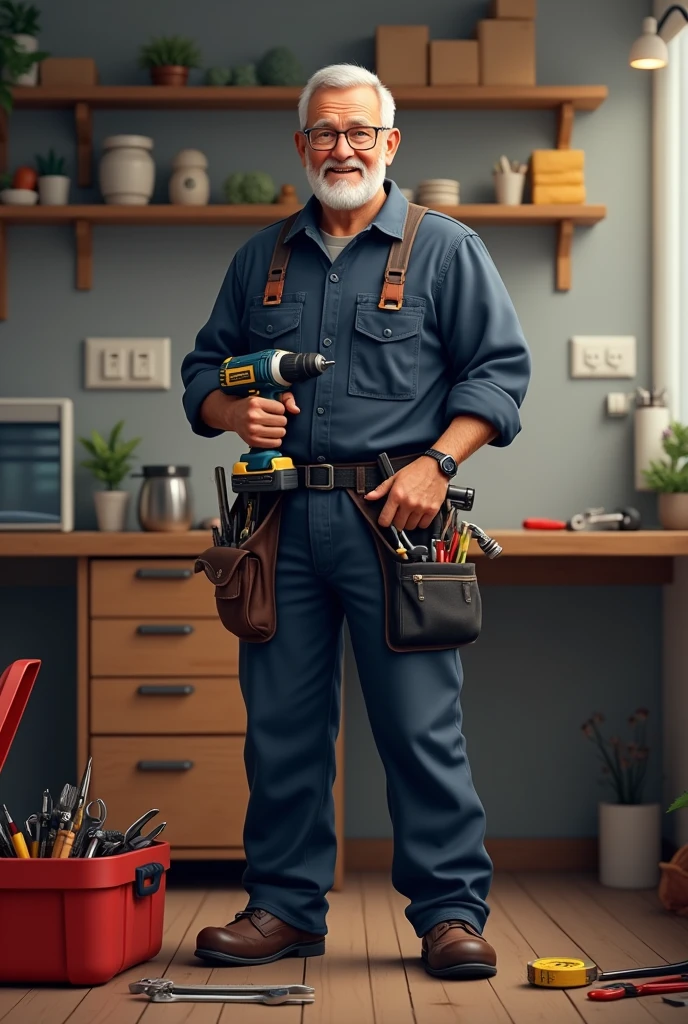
[319,157,367,179]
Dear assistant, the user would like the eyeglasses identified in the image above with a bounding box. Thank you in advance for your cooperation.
[302,126,390,151]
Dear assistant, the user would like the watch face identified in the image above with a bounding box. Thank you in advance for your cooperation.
[441,456,457,474]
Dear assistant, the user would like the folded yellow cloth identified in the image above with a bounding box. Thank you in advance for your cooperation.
[532,185,587,204]
[531,149,585,174]
[533,170,585,186]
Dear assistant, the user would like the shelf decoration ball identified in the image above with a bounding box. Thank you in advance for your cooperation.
[256,46,304,86]
[205,66,232,86]
[223,171,276,204]
[231,63,258,86]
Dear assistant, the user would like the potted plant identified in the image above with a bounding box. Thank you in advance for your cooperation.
[658,790,688,915]
[0,1,48,87]
[138,35,201,87]
[36,148,69,204]
[642,421,688,529]
[581,708,660,888]
[79,420,141,532]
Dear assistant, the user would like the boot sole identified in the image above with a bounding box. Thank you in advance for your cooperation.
[422,956,497,980]
[194,939,325,966]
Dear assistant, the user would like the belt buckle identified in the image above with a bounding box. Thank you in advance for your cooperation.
[305,464,335,490]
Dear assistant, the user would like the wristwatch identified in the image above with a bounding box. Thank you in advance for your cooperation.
[423,448,457,477]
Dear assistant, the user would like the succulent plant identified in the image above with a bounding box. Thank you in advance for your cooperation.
[255,46,304,86]
[35,148,66,176]
[0,1,41,36]
[231,62,257,86]
[205,66,232,86]
[138,35,202,69]
[79,420,141,491]
[223,171,276,204]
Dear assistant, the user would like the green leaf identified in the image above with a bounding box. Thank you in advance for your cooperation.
[667,791,688,813]
[89,429,109,457]
[108,419,124,449]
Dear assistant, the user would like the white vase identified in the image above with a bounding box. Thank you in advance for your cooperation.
[169,148,210,205]
[94,490,129,532]
[598,802,661,888]
[6,34,39,86]
[99,135,155,205]
[658,493,688,530]
[38,175,70,205]
[494,171,526,205]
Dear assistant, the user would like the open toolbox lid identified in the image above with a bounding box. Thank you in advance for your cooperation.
[0,659,40,774]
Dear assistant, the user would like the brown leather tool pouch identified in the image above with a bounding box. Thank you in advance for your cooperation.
[194,494,284,643]
[346,489,482,652]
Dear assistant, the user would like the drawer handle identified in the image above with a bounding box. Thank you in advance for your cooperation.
[136,624,194,636]
[135,568,192,580]
[137,684,196,696]
[137,760,194,771]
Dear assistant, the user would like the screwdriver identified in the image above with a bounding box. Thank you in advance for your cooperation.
[2,804,30,858]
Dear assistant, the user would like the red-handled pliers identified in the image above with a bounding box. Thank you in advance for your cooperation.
[522,518,567,530]
[588,975,688,1000]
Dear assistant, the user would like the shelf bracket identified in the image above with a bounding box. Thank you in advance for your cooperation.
[0,220,6,320]
[557,102,574,149]
[75,102,92,187]
[556,219,574,291]
[75,219,92,290]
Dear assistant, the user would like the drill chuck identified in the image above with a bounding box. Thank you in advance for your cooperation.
[274,352,334,385]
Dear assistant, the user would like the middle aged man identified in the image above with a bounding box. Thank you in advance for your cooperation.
[182,62,531,980]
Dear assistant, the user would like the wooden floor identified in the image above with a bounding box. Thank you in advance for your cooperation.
[1,871,687,1023]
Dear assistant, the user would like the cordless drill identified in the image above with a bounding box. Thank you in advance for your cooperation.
[219,349,334,492]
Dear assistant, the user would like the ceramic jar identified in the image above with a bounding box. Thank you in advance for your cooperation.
[598,802,661,888]
[38,175,70,205]
[99,135,155,205]
[169,149,210,205]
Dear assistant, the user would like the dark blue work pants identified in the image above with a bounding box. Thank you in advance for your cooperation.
[238,487,493,938]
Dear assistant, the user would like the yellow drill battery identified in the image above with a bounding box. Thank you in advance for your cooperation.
[527,957,598,988]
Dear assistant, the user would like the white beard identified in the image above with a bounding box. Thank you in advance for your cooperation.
[305,147,387,211]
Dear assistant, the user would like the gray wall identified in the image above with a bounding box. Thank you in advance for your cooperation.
[0,0,662,839]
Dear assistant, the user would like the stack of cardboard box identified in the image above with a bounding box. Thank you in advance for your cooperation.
[531,150,586,204]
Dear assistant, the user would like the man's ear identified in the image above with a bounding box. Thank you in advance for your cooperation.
[294,131,307,166]
[385,128,401,166]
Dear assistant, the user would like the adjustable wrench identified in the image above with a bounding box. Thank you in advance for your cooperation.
[129,977,315,1004]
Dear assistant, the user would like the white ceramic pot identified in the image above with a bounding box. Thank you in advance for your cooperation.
[94,490,129,532]
[494,171,526,205]
[598,802,661,888]
[7,34,39,86]
[169,148,210,205]
[658,493,688,530]
[99,135,155,205]
[38,175,70,205]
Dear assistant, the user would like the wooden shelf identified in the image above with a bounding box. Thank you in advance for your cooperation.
[0,202,606,315]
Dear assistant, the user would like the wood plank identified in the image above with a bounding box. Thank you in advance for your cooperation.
[360,874,415,1024]
[214,949,306,1024]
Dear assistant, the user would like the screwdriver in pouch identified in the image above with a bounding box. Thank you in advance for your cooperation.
[376,453,428,562]
[2,804,30,858]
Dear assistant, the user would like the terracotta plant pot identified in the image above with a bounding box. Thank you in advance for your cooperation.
[658,493,688,530]
[659,843,688,915]
[150,65,189,87]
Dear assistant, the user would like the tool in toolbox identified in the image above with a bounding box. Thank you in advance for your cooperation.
[527,955,688,988]
[523,506,642,531]
[129,978,315,1005]
[218,348,334,492]
[2,804,30,858]
[588,975,688,1001]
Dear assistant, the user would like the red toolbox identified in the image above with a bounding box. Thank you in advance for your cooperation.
[0,659,171,985]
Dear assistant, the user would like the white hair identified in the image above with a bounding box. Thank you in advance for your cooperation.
[298,63,396,130]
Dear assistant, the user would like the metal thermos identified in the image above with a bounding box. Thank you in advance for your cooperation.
[135,465,193,532]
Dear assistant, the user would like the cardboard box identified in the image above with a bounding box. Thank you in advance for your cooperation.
[376,26,429,85]
[478,19,536,85]
[40,57,98,86]
[429,40,479,85]
[490,0,536,18]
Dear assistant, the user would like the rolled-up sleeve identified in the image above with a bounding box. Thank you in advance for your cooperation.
[435,233,531,447]
[181,247,249,438]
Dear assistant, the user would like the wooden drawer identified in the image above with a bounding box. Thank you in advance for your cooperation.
[90,736,248,848]
[91,677,247,735]
[91,559,217,618]
[91,619,239,676]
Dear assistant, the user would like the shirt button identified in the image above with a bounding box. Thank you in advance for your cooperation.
[316,455,326,462]
[329,273,339,283]
[383,328,392,338]
[266,324,273,333]
[317,407,325,415]
[323,338,332,347]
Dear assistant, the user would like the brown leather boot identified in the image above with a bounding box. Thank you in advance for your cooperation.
[422,920,497,979]
[195,908,326,966]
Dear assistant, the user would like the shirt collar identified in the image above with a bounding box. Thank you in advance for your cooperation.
[284,178,407,244]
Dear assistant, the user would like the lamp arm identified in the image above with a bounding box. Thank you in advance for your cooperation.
[657,3,688,32]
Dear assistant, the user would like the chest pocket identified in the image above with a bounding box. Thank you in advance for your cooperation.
[348,295,424,400]
[248,294,304,354]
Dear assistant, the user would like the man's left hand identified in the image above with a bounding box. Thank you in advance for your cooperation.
[364,456,449,532]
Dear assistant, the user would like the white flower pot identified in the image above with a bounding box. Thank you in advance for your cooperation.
[494,171,526,205]
[94,490,129,532]
[169,148,210,205]
[38,175,70,205]
[5,34,39,86]
[599,802,661,888]
[99,135,155,205]
[658,493,688,530]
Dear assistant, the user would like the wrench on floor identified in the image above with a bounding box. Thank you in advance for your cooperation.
[129,977,315,1004]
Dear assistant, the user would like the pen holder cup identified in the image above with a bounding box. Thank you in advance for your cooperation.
[494,171,526,205]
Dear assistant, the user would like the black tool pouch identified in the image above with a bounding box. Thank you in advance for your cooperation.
[346,489,482,652]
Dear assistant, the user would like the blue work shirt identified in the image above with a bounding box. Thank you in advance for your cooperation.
[181,179,531,463]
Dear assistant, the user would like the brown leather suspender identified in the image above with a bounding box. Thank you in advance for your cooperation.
[262,202,428,309]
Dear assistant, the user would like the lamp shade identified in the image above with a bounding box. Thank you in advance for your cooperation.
[629,16,669,68]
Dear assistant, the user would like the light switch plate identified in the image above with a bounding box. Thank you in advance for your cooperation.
[570,336,637,379]
[85,338,171,389]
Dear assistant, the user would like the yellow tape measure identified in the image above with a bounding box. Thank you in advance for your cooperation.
[527,958,598,988]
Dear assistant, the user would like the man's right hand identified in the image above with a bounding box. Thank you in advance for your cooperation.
[200,389,300,448]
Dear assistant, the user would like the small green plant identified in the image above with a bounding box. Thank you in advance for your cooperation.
[35,148,65,176]
[231,63,257,86]
[0,1,41,36]
[205,66,232,86]
[138,35,202,69]
[667,792,688,813]
[642,421,688,493]
[223,171,276,204]
[79,420,141,490]
[255,46,304,86]
[0,171,10,189]
[581,708,650,804]
[0,32,48,111]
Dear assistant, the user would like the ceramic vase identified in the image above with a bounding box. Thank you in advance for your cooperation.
[38,175,70,205]
[8,34,39,86]
[658,493,688,530]
[99,135,155,205]
[169,149,209,205]
[494,171,526,205]
[94,490,129,532]
[598,802,661,888]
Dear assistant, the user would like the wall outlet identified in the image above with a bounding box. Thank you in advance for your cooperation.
[570,336,636,378]
[85,338,171,389]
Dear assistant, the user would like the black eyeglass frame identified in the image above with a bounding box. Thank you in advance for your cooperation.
[302,126,392,151]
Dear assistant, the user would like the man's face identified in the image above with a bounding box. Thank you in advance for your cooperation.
[294,85,401,212]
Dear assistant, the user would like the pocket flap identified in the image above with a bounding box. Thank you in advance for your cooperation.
[355,308,420,342]
[194,546,250,597]
[249,305,302,339]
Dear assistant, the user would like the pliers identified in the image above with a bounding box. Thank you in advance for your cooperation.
[588,974,688,1000]
[117,809,167,854]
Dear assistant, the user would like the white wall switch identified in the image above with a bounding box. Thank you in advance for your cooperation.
[85,338,171,389]
[570,336,637,378]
